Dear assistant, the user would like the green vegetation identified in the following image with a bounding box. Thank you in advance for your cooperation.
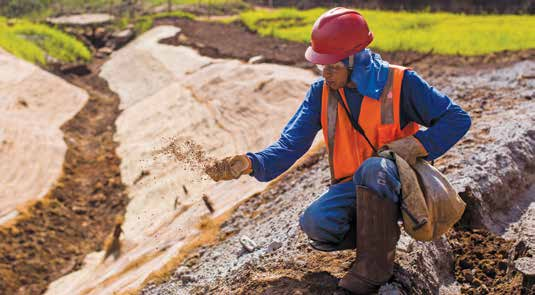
[146,0,243,6]
[117,10,196,34]
[1,0,112,19]
[240,8,535,55]
[0,18,91,65]
[1,0,246,19]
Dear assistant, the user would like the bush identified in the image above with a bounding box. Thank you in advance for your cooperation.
[0,18,91,65]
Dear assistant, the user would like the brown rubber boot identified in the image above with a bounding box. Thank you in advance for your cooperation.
[338,186,400,294]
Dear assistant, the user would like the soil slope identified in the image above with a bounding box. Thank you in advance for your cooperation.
[46,26,318,294]
[142,60,535,294]
[0,53,129,294]
[0,48,88,224]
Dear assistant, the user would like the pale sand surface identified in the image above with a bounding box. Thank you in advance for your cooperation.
[46,26,317,294]
[46,13,114,26]
[0,49,88,224]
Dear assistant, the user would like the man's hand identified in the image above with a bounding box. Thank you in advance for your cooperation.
[205,155,252,181]
[380,136,428,166]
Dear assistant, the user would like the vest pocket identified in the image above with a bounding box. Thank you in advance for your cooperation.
[377,125,398,148]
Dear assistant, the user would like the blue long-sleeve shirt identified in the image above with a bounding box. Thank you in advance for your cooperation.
[247,70,471,182]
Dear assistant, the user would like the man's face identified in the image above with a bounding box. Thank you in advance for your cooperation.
[318,62,349,90]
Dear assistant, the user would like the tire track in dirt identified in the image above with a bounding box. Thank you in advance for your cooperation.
[0,59,129,294]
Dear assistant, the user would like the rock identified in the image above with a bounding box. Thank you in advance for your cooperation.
[112,29,135,48]
[379,283,403,294]
[173,266,190,277]
[46,13,114,27]
[239,236,257,252]
[94,27,107,39]
[60,63,91,76]
[514,257,535,289]
[113,28,134,40]
[267,241,282,252]
[72,206,87,214]
[248,55,265,64]
[396,232,413,253]
[98,47,113,55]
[462,269,474,282]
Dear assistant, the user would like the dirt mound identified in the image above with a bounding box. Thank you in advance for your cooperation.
[0,57,129,294]
[448,229,523,294]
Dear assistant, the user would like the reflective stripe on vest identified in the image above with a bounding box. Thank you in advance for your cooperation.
[320,65,420,184]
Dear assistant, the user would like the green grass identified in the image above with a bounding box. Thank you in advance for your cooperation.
[240,8,535,55]
[1,0,245,19]
[146,0,243,6]
[117,10,196,34]
[0,18,91,65]
[1,0,112,19]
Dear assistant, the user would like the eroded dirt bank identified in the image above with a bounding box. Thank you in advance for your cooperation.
[154,17,534,77]
[0,49,88,225]
[45,26,318,295]
[0,58,129,294]
[2,15,532,294]
[142,58,535,294]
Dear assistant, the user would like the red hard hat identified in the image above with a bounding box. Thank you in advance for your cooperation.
[305,7,373,65]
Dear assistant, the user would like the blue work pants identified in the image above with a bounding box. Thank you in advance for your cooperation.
[299,157,401,247]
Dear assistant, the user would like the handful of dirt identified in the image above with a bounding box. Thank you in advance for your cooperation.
[154,136,216,179]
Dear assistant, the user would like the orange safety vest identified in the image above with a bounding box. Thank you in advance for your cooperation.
[320,65,419,184]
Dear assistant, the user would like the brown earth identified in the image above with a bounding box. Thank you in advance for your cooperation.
[150,149,526,295]
[156,18,312,68]
[0,58,129,294]
[448,229,524,294]
[1,16,532,294]
[155,17,535,78]
[144,17,533,295]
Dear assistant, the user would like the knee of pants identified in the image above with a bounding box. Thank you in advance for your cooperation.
[353,157,401,203]
[299,203,346,244]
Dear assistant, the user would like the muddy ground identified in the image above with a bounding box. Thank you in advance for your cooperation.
[0,58,129,294]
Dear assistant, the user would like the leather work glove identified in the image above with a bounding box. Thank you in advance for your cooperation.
[205,154,252,181]
[379,136,428,166]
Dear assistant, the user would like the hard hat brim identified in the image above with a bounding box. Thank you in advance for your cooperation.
[305,46,347,65]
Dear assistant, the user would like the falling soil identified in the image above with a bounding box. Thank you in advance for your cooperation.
[448,229,524,294]
[0,58,129,294]
[155,136,215,176]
